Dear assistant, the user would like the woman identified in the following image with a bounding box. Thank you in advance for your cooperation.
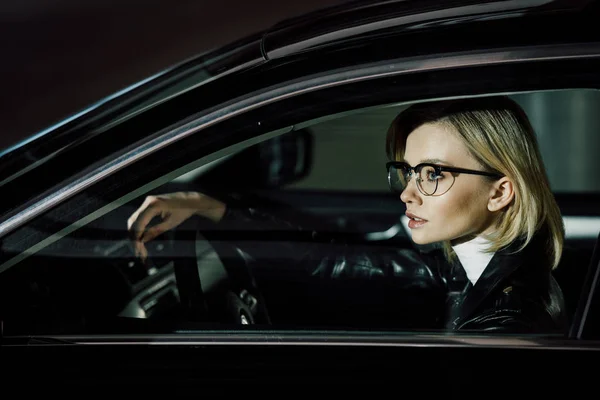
[127,95,567,333]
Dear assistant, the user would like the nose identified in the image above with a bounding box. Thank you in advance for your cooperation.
[400,178,422,204]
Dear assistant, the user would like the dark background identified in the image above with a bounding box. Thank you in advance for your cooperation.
[0,0,345,153]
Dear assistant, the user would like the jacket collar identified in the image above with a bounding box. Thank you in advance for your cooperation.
[451,234,546,327]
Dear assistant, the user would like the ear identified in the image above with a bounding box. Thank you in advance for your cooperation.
[487,177,514,212]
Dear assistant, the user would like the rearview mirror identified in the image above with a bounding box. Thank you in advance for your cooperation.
[197,128,314,192]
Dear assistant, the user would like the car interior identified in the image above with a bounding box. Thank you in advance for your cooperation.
[1,89,599,337]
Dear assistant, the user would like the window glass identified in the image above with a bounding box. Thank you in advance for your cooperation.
[1,89,599,338]
[286,90,600,194]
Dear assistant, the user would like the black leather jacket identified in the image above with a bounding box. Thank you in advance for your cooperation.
[217,205,567,334]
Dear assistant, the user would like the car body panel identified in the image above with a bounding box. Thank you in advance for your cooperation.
[2,0,600,391]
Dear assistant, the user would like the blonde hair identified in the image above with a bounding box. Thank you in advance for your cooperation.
[386,96,564,269]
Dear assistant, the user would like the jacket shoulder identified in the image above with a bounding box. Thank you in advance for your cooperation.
[459,272,567,333]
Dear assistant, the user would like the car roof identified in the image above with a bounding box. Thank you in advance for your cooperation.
[2,0,597,160]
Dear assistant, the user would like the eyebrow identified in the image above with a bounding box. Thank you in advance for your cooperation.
[404,158,455,166]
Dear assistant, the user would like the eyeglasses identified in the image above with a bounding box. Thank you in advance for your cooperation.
[386,161,503,196]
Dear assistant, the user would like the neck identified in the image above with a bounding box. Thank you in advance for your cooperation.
[452,236,495,285]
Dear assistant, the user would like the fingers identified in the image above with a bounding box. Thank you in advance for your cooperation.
[127,193,200,263]
[140,220,172,243]
[128,197,166,264]
[134,240,149,263]
[127,196,152,231]
[128,197,163,241]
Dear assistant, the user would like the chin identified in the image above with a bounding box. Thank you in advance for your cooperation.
[410,233,433,245]
[410,229,446,245]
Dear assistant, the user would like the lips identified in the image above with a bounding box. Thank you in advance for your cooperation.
[406,211,428,229]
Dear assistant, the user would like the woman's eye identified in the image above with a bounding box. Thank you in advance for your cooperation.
[425,169,442,182]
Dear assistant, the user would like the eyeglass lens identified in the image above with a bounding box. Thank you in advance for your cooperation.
[388,164,454,196]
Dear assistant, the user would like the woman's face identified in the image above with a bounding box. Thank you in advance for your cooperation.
[400,122,496,245]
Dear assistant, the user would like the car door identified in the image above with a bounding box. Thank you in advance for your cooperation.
[2,0,600,393]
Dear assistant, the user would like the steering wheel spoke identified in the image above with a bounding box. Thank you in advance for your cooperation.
[172,217,271,325]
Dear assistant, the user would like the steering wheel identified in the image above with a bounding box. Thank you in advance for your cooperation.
[171,216,271,325]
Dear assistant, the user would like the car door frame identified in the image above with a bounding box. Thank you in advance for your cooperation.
[2,39,600,344]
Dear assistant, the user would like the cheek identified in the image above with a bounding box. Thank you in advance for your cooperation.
[430,184,490,233]
[441,192,479,215]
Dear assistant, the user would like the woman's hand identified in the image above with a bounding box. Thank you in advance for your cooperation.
[126,191,226,261]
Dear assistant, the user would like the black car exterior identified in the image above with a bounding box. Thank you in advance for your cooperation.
[2,0,600,394]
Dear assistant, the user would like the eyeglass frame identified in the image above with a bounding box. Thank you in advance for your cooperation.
[386,161,503,196]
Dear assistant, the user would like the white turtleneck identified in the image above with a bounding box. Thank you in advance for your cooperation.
[452,236,496,285]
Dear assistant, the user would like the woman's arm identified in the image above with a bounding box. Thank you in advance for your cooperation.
[126,191,443,285]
